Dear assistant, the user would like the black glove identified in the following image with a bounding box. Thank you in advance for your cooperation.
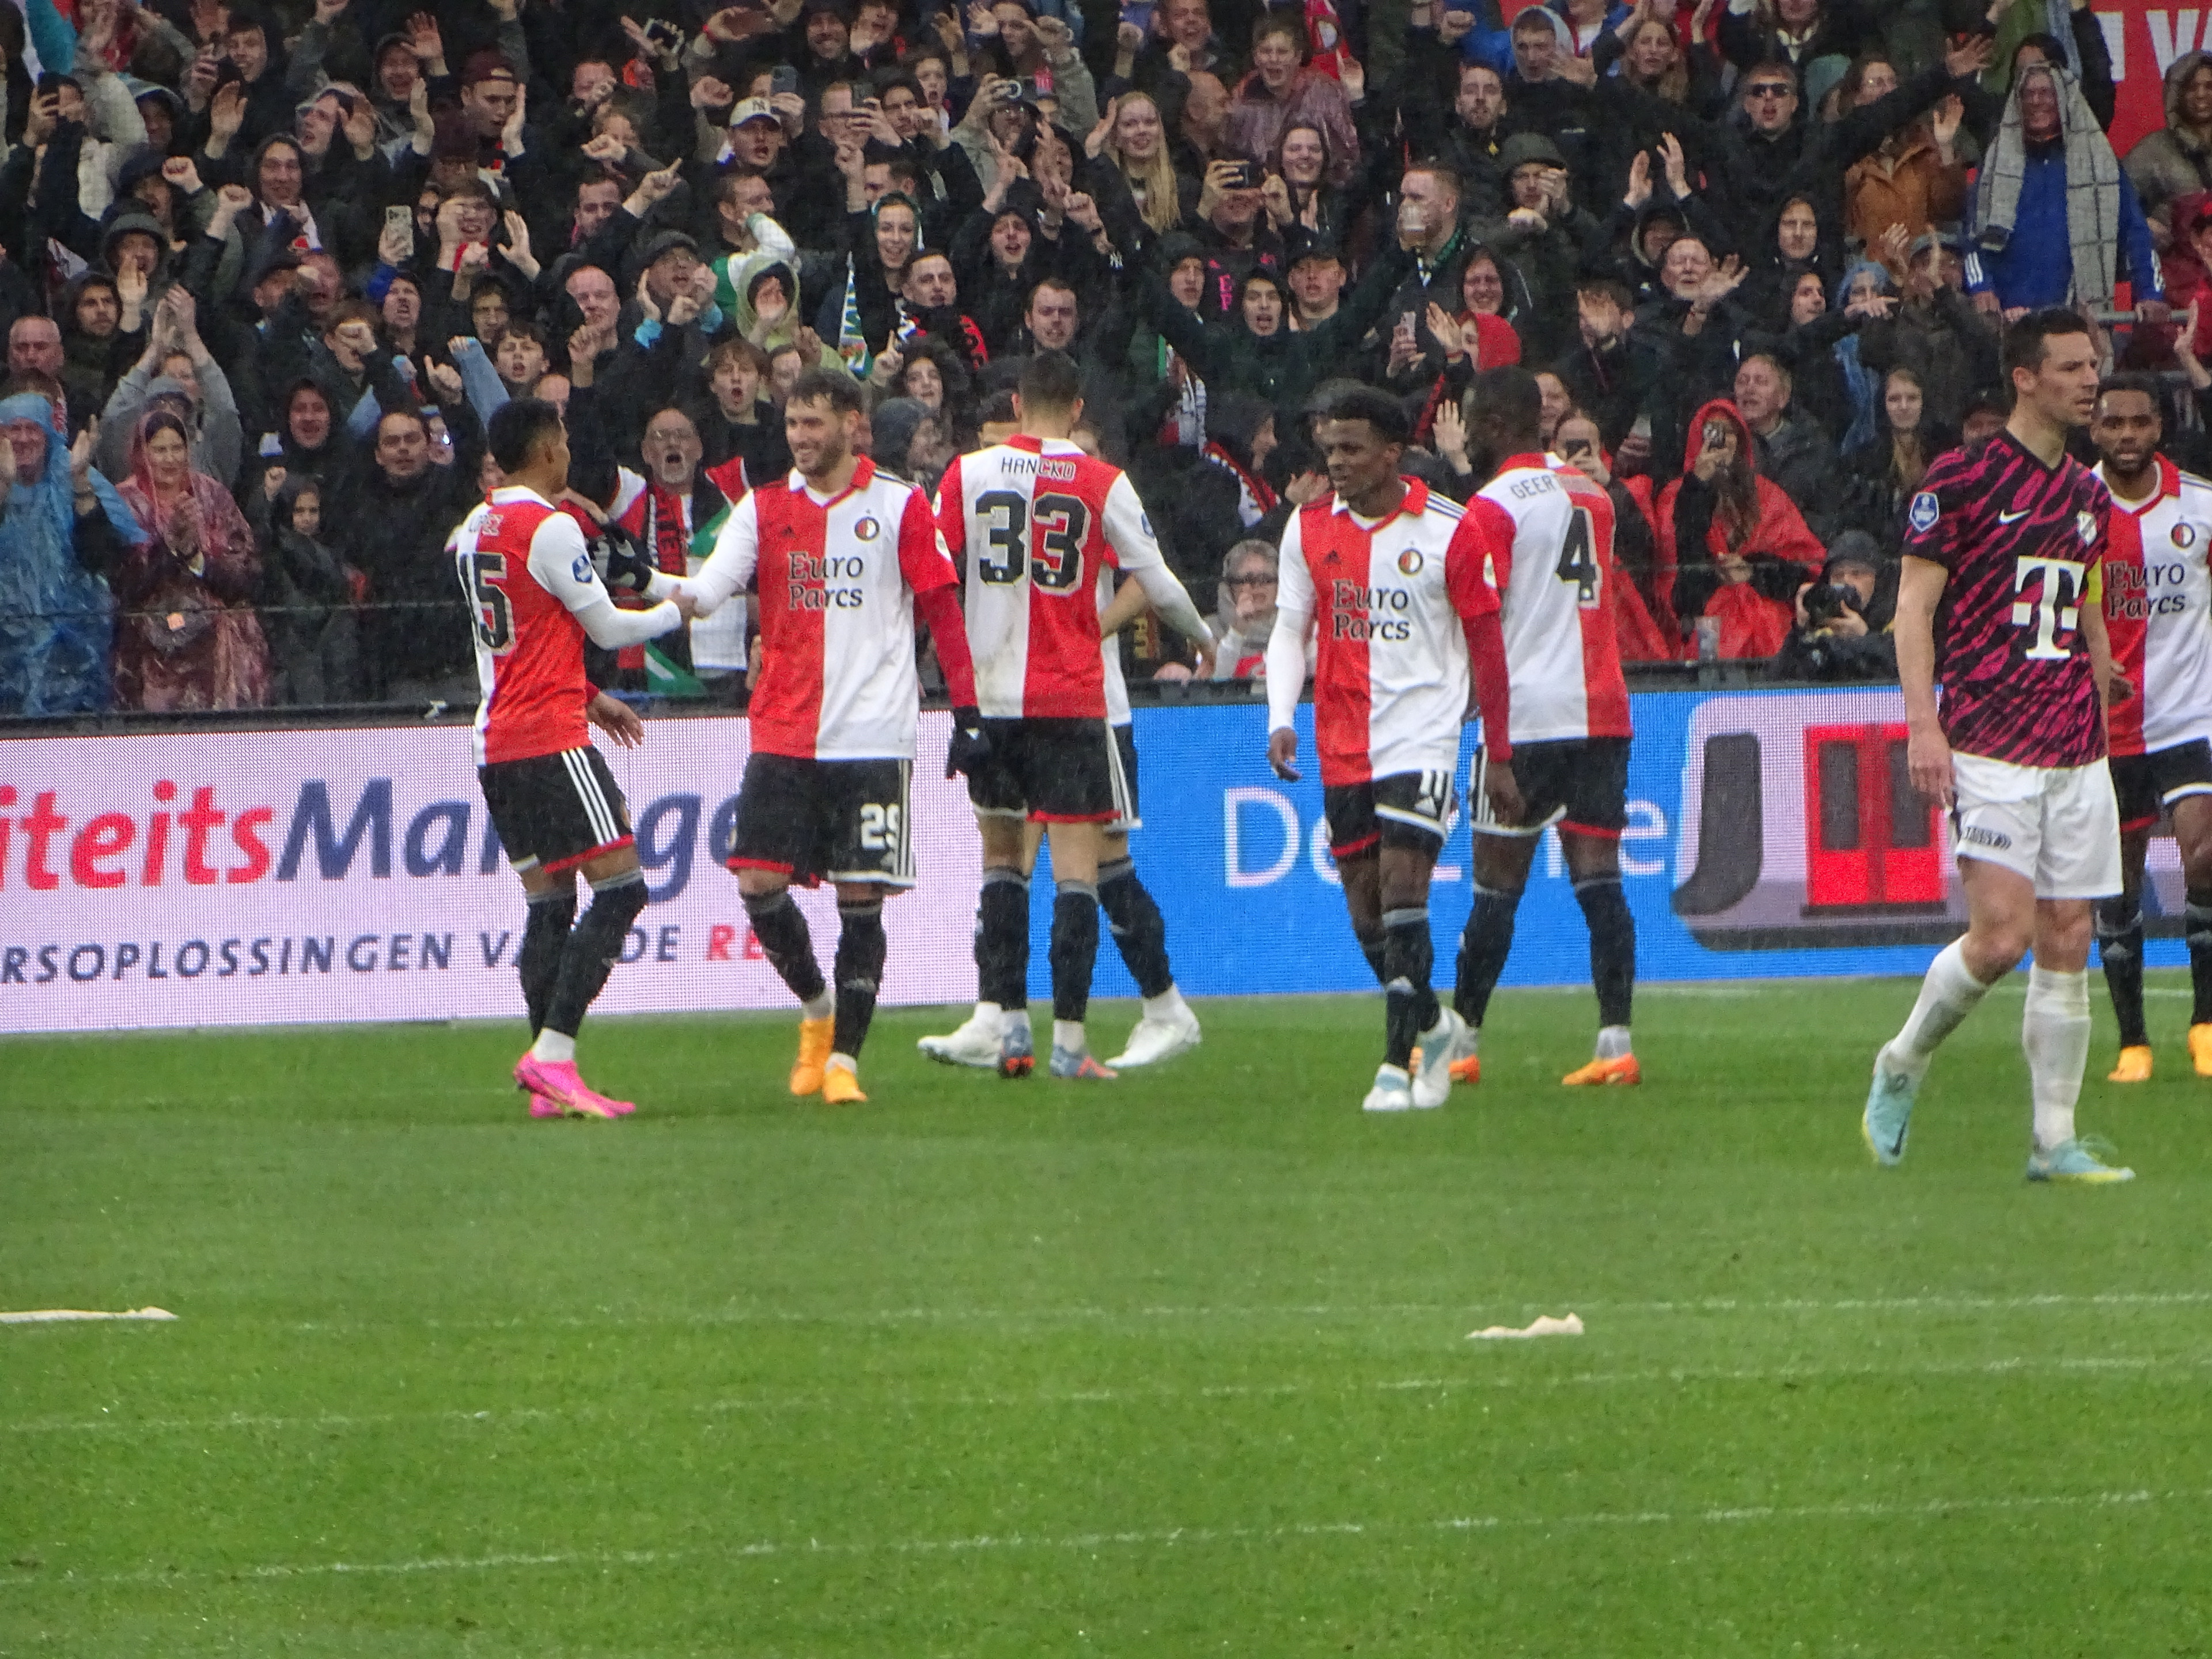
[590,526,656,595]
[946,705,991,779]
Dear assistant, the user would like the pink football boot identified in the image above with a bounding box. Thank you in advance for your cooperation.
[514,1053,637,1119]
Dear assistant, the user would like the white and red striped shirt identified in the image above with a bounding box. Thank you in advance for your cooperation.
[935,437,1171,719]
[2096,456,2212,759]
[691,457,957,760]
[451,487,603,767]
[1269,478,1503,786]
[1474,454,1631,744]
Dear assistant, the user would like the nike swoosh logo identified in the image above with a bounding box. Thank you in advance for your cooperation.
[1998,509,2031,524]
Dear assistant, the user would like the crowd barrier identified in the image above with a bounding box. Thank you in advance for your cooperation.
[1,690,2187,1035]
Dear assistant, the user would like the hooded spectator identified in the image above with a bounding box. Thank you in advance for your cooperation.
[110,407,270,710]
[1966,62,2165,320]
[0,389,139,715]
[1653,396,1825,656]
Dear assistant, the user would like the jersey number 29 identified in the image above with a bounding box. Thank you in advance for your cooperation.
[977,489,1092,592]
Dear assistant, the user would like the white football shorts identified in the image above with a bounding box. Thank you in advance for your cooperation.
[1949,751,2122,900]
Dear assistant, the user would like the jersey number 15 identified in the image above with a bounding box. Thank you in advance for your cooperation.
[464,550,516,653]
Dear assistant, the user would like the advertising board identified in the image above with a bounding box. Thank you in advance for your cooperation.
[3,693,2181,1033]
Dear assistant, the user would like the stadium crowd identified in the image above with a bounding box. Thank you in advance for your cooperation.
[2,0,2210,718]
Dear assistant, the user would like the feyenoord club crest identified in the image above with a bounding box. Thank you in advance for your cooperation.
[1397,548,1424,576]
[1908,491,1939,535]
[2176,522,2199,550]
[854,517,880,541]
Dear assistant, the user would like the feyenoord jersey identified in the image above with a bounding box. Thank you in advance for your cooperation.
[1468,453,1632,745]
[935,436,1171,720]
[695,457,957,760]
[1904,431,2109,769]
[1278,478,1502,786]
[450,486,610,767]
[2094,455,2212,758]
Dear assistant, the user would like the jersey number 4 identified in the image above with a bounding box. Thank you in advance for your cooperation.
[977,490,1092,591]
[464,550,515,653]
[1554,509,1600,608]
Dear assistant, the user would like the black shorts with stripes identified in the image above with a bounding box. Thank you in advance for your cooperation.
[479,745,633,876]
[729,752,916,887]
[967,716,1129,824]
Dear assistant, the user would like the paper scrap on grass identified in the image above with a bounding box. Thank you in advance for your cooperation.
[0,1307,176,1325]
[1467,1313,1584,1340]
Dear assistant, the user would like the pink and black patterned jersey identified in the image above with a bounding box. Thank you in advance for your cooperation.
[1903,431,2109,770]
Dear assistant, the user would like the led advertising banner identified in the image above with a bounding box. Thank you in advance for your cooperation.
[2,692,2177,1033]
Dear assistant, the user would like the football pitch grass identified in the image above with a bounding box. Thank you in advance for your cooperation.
[7,976,2212,1657]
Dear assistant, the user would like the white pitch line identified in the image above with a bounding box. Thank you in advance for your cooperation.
[10,1352,2207,1438]
[25,1487,2188,1592]
[0,1308,174,1325]
[273,1286,2212,1334]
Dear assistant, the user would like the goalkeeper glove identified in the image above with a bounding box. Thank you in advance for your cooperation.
[946,706,991,779]
[590,527,657,596]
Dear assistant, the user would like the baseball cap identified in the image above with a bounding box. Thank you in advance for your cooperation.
[1290,238,1344,268]
[461,49,517,87]
[730,96,781,127]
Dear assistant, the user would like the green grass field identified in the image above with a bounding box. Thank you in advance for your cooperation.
[7,975,2212,1657]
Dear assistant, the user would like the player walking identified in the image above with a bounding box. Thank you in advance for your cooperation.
[2089,374,2212,1081]
[681,369,986,1104]
[927,352,1216,1081]
[453,397,698,1119]
[1445,368,1639,1088]
[1863,309,2133,1183]
[1263,385,1520,1113]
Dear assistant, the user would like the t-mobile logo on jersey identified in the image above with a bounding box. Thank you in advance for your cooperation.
[2010,555,2085,660]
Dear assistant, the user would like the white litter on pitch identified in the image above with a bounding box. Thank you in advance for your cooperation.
[1467,1313,1584,1340]
[0,1307,176,1325]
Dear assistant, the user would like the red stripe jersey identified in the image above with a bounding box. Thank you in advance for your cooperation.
[1905,431,2108,769]
[934,437,1169,719]
[691,457,958,760]
[1471,454,1631,744]
[450,486,608,767]
[2094,455,2212,758]
[1274,478,1504,787]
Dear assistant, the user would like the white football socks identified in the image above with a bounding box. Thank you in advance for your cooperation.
[1595,1025,1632,1060]
[1887,940,1993,1077]
[2023,965,2090,1151]
[1141,987,1190,1023]
[801,990,834,1021]
[532,1029,576,1063]
[1053,1019,1086,1054]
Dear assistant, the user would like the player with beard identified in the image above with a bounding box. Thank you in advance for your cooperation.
[1863,310,2133,1183]
[680,370,988,1104]
[1445,368,1638,1088]
[2089,374,2212,1081]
